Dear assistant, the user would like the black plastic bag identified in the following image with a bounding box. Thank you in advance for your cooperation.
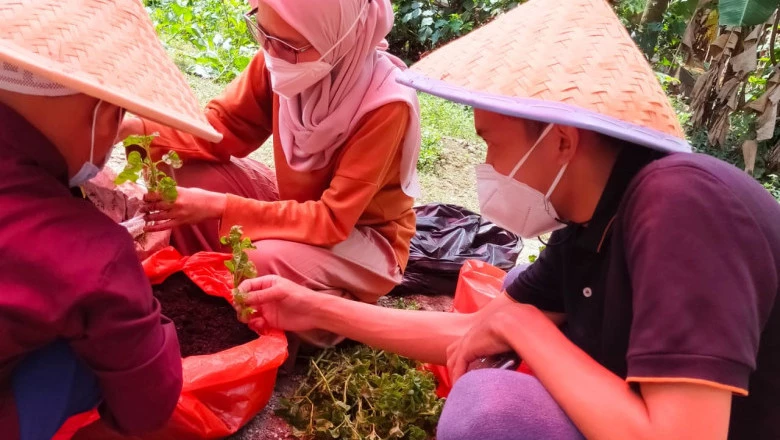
[392,203,522,296]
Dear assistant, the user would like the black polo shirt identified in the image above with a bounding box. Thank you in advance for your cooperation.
[507,147,780,440]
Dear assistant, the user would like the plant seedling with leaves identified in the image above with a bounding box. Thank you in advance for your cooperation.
[220,225,258,320]
[115,133,183,202]
[278,345,443,440]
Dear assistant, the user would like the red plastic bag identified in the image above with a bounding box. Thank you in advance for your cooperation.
[424,260,533,398]
[56,247,288,440]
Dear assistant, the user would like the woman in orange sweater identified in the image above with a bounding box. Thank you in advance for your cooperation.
[120,0,421,345]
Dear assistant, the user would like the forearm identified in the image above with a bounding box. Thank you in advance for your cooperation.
[503,305,654,440]
[222,197,350,246]
[315,294,474,364]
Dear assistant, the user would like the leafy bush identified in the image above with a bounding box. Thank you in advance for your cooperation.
[145,0,257,83]
[763,174,780,202]
[388,0,520,63]
[278,346,443,440]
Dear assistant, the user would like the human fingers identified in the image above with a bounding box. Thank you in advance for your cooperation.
[143,210,176,223]
[238,275,285,294]
[143,219,180,232]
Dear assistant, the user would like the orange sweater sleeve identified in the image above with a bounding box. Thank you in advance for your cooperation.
[141,52,274,162]
[219,102,410,247]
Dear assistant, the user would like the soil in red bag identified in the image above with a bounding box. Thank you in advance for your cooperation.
[153,272,258,357]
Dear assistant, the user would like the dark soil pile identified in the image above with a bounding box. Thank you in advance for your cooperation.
[153,272,257,357]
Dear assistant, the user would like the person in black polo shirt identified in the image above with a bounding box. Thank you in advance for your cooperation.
[238,0,780,438]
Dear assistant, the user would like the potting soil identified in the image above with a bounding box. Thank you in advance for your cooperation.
[153,272,258,357]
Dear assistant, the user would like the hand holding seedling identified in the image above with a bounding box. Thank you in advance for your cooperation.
[142,187,227,232]
[221,225,259,321]
[115,134,227,232]
[236,275,323,333]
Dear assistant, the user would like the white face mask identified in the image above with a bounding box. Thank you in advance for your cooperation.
[263,2,368,99]
[69,100,117,188]
[263,52,333,99]
[476,124,569,239]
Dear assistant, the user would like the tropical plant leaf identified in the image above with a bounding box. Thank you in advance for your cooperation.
[719,0,779,26]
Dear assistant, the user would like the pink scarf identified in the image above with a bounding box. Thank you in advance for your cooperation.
[263,0,422,197]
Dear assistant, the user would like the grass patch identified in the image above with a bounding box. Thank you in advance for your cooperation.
[417,93,478,172]
[419,94,478,142]
[186,73,224,107]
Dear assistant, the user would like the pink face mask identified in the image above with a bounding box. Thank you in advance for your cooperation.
[263,1,369,98]
[263,50,333,99]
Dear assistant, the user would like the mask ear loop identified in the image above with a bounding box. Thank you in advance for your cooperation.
[317,0,372,63]
[90,100,103,164]
[542,161,569,214]
[508,124,554,179]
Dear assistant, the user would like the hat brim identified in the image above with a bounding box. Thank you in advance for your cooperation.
[399,71,691,155]
[0,44,222,143]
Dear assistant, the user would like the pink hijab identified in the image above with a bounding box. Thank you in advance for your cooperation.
[263,0,422,197]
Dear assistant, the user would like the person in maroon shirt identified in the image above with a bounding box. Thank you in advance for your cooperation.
[0,1,220,439]
[237,1,780,439]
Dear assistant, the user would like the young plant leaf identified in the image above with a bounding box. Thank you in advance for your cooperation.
[114,151,144,185]
[122,133,159,149]
[221,225,259,318]
[162,151,183,169]
[158,176,179,203]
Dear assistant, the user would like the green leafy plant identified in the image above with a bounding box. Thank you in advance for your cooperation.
[763,174,780,201]
[528,245,546,263]
[116,134,182,202]
[719,0,779,26]
[146,0,257,82]
[278,345,443,440]
[388,0,520,63]
[220,225,258,320]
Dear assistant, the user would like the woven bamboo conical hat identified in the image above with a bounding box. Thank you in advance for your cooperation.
[398,0,690,153]
[0,0,221,142]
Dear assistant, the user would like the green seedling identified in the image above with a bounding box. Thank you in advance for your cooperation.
[220,225,258,320]
[115,133,182,202]
[278,345,444,440]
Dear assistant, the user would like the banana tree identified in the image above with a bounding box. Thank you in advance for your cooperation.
[720,0,780,25]
[684,0,780,174]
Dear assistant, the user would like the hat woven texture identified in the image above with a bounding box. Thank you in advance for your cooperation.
[0,0,221,142]
[398,0,691,154]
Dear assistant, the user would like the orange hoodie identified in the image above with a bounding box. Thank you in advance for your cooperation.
[141,52,416,270]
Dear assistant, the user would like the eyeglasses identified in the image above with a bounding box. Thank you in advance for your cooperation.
[244,8,313,64]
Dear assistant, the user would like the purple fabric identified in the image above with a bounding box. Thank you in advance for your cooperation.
[437,369,584,440]
[503,264,530,291]
[397,71,691,155]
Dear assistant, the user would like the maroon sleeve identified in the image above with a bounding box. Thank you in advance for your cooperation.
[622,165,775,394]
[506,235,565,313]
[69,237,182,434]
